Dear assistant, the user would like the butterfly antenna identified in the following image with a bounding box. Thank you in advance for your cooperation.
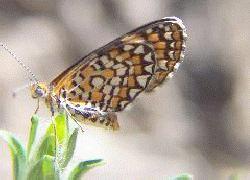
[0,42,39,84]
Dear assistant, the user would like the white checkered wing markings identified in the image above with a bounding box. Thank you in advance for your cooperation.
[63,40,157,112]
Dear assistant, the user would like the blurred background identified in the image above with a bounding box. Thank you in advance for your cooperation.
[0,0,249,179]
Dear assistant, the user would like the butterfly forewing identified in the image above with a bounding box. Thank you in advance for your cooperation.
[51,41,156,112]
[51,17,186,113]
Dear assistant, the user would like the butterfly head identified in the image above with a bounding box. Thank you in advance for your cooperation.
[30,82,49,99]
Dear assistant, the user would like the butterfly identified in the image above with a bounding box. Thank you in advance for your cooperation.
[29,16,187,130]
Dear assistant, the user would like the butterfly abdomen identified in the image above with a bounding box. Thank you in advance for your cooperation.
[65,101,119,130]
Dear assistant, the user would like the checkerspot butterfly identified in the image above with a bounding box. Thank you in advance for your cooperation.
[1,17,187,130]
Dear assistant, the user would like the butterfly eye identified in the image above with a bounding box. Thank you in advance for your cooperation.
[30,82,48,99]
[34,86,46,97]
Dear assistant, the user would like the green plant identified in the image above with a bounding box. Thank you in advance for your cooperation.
[0,113,104,180]
[171,174,193,180]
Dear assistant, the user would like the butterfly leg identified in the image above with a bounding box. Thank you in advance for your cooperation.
[62,103,85,132]
[34,99,40,114]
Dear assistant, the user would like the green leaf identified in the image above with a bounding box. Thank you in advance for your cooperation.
[0,130,27,180]
[27,115,39,157]
[172,174,193,180]
[34,134,56,161]
[46,114,69,145]
[54,113,69,144]
[68,159,104,180]
[28,155,59,180]
[60,128,78,168]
